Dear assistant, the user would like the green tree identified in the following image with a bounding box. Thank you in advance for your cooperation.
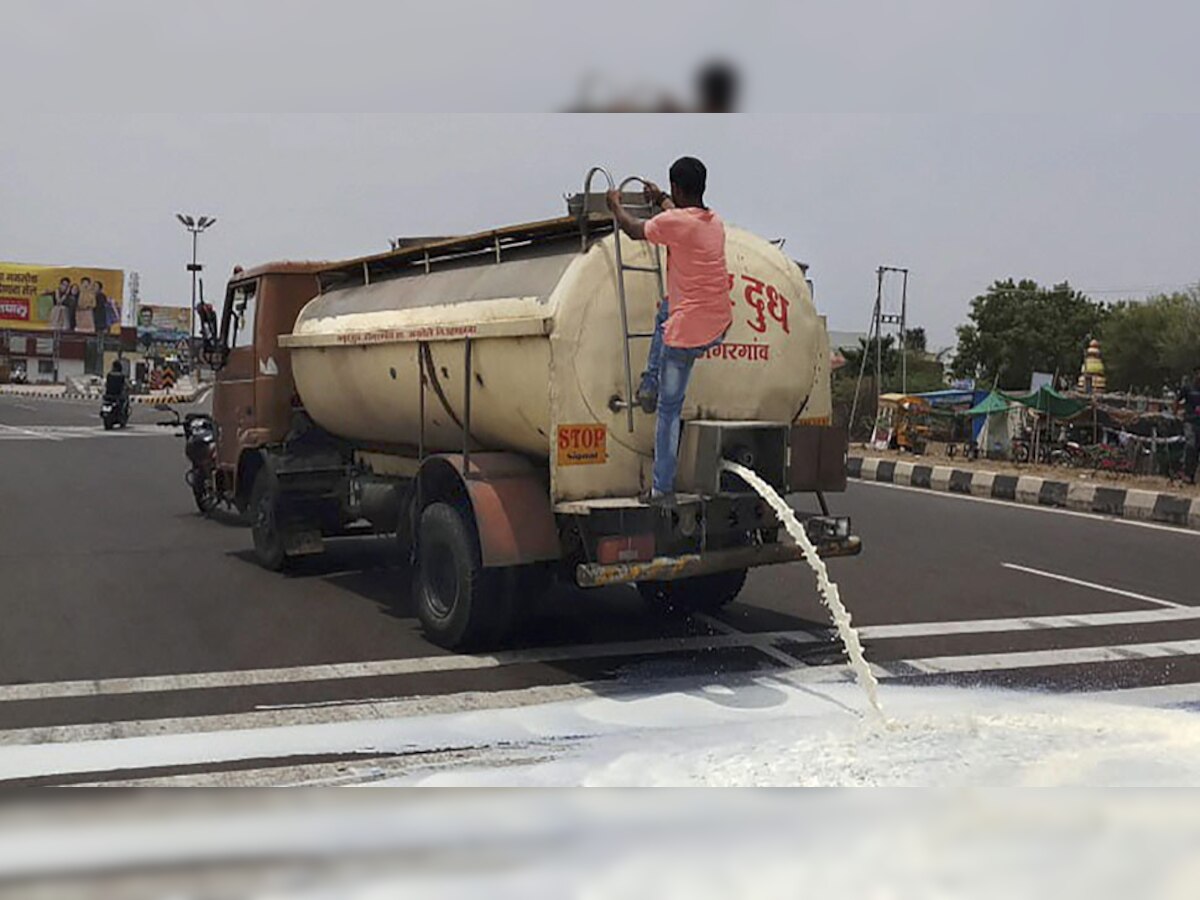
[904,327,927,353]
[833,331,946,438]
[952,279,1107,391]
[841,332,945,394]
[1101,286,1200,392]
[841,334,899,380]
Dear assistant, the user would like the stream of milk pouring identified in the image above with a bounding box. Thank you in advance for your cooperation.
[721,460,883,717]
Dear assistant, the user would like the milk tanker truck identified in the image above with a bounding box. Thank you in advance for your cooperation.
[192,172,859,649]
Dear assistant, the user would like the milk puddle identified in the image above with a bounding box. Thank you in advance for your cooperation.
[721,460,882,717]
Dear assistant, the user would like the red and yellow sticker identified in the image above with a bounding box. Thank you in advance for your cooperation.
[556,424,608,466]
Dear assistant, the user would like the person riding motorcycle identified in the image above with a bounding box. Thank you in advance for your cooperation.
[104,360,131,423]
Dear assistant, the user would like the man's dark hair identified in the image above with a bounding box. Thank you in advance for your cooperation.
[669,156,707,199]
[81,277,91,283]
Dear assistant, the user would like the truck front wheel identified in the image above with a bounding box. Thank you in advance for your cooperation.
[637,568,749,616]
[416,502,512,650]
[250,467,287,571]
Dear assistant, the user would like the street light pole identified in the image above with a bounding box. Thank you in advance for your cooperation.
[176,214,215,376]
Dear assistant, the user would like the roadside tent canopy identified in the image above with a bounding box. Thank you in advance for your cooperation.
[1011,385,1086,419]
[964,390,1014,417]
[965,390,1019,450]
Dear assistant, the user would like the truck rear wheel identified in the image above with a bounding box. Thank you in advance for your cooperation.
[637,568,749,616]
[250,467,287,571]
[416,502,512,650]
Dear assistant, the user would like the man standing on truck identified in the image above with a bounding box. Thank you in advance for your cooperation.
[607,156,732,505]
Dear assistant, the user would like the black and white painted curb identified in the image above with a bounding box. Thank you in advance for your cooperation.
[848,455,1200,531]
[0,388,201,405]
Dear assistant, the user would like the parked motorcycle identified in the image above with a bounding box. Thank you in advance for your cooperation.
[100,393,130,430]
[157,405,221,515]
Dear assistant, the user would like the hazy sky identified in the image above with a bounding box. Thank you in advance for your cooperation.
[4,2,1200,350]
[4,114,1198,348]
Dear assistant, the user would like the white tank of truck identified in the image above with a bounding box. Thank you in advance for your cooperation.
[282,211,832,501]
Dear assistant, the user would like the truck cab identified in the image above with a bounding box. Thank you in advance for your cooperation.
[208,262,326,510]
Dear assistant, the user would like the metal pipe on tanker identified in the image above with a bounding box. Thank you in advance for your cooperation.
[463,337,472,471]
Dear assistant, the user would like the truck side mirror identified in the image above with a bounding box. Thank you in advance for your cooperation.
[197,303,226,369]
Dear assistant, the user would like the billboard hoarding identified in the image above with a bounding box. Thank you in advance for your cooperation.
[136,304,192,353]
[136,304,191,337]
[0,263,124,335]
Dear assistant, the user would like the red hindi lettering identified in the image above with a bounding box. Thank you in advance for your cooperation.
[741,276,767,333]
[766,286,790,334]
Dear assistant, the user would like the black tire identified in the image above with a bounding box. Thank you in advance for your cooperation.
[102,416,114,431]
[637,568,749,616]
[415,502,512,650]
[250,466,287,571]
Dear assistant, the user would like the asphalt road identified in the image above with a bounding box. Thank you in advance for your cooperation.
[2,391,1200,784]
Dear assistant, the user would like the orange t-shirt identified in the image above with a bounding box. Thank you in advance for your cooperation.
[643,207,732,348]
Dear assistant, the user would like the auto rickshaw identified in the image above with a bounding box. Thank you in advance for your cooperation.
[875,393,932,454]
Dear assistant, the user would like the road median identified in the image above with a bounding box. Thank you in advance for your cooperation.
[0,383,203,405]
[849,455,1200,531]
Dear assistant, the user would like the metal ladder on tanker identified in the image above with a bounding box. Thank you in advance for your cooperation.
[581,166,667,434]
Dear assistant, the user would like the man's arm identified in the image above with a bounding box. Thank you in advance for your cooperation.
[606,190,647,240]
[642,181,675,211]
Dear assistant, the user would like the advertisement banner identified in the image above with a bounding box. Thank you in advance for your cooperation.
[0,263,124,334]
[136,304,190,338]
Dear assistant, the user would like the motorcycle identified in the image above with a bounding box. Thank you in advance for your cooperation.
[157,405,221,515]
[100,393,130,430]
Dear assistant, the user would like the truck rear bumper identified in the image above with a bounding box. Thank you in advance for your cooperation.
[575,535,862,588]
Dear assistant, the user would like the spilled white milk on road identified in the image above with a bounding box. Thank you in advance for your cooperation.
[722,460,882,717]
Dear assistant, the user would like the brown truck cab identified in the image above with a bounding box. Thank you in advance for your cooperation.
[210,262,325,511]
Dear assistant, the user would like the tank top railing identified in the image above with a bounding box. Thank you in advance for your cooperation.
[580,166,667,433]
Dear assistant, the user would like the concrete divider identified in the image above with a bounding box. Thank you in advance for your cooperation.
[1065,482,1097,512]
[969,470,995,498]
[849,454,1199,532]
[1121,490,1158,522]
[1,385,202,405]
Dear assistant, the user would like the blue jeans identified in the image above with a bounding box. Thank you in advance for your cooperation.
[639,301,671,397]
[643,302,725,495]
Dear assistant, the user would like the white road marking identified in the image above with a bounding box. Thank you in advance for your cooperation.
[0,423,62,441]
[858,604,1200,640]
[0,682,604,748]
[852,478,1200,538]
[8,600,1200,705]
[1001,563,1187,609]
[0,629,823,703]
[0,424,173,441]
[0,667,862,767]
[900,636,1200,675]
[692,612,816,669]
